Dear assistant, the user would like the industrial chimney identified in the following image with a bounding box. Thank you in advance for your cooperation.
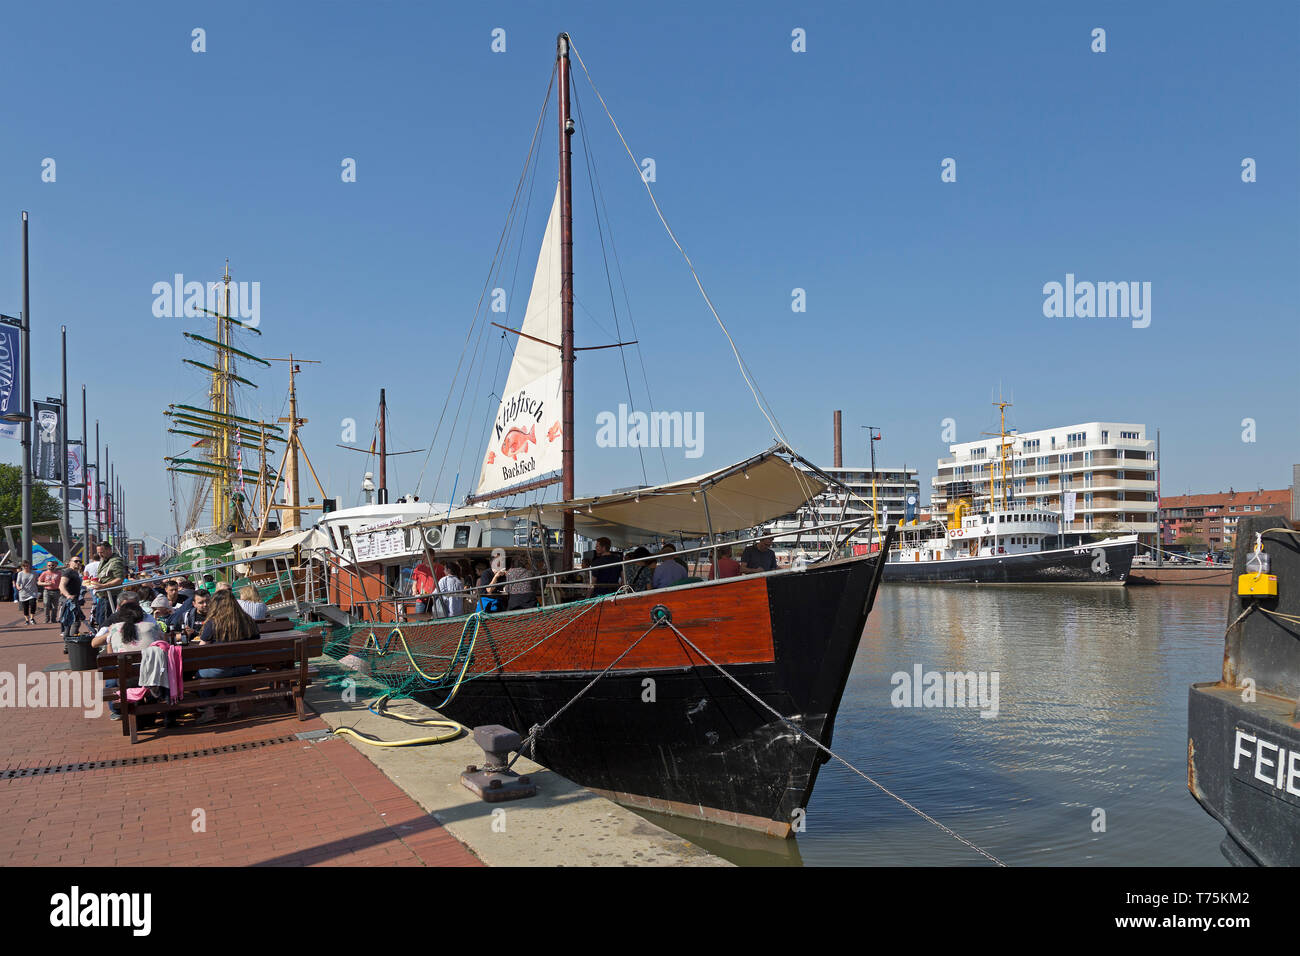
[833,410,843,469]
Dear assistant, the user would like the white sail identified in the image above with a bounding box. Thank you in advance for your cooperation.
[474,183,565,499]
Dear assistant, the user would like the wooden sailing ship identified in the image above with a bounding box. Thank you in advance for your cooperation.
[164,262,285,576]
[303,34,891,836]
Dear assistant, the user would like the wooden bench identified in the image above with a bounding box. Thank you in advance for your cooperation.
[96,628,326,744]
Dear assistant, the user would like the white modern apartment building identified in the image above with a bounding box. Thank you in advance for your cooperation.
[765,466,921,559]
[931,422,1158,547]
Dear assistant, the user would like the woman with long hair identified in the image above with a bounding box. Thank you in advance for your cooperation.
[194,590,258,724]
[91,602,165,720]
[197,590,259,644]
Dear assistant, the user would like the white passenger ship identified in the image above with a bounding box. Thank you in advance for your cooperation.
[883,503,1137,585]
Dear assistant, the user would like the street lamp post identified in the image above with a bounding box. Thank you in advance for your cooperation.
[862,425,882,545]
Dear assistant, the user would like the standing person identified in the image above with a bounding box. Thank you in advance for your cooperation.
[411,562,435,614]
[59,557,85,640]
[739,536,778,574]
[14,560,39,625]
[94,541,128,615]
[38,561,61,623]
[437,561,465,618]
[505,556,538,610]
[587,537,623,597]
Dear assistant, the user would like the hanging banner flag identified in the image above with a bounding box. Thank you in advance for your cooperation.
[235,427,245,497]
[33,400,63,481]
[85,464,97,515]
[904,493,918,523]
[67,444,83,487]
[1063,491,1077,522]
[0,323,20,441]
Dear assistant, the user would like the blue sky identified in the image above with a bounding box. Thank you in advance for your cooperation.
[1,1,1296,543]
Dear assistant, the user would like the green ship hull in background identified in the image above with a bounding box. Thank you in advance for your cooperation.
[164,541,233,579]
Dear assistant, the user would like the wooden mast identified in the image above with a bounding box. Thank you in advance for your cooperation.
[558,32,576,571]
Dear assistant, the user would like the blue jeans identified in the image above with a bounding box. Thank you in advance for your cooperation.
[197,665,254,699]
[104,677,119,715]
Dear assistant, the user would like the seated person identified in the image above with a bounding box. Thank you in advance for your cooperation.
[625,547,654,592]
[652,545,688,589]
[237,585,269,621]
[740,536,778,574]
[91,603,166,720]
[193,591,260,725]
[710,544,741,580]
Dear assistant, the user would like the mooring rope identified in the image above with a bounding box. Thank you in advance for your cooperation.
[506,617,665,768]
[659,620,1008,866]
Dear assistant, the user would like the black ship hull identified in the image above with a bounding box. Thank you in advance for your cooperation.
[419,554,886,836]
[1187,515,1300,865]
[882,538,1135,585]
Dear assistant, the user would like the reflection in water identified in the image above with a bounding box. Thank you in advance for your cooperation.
[650,584,1232,866]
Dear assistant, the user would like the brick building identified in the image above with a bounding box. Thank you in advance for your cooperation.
[1159,488,1292,549]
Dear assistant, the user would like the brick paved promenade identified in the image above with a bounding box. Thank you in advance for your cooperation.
[0,601,480,866]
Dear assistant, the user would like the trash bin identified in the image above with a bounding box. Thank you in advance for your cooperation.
[0,569,12,603]
[67,636,98,671]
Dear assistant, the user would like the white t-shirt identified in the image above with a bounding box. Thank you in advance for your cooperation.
[106,621,164,653]
[437,574,464,617]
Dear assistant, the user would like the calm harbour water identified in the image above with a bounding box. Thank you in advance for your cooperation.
[644,583,1233,866]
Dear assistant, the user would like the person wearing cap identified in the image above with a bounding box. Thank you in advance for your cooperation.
[149,594,174,634]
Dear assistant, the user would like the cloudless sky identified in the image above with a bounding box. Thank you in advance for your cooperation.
[1,0,1296,544]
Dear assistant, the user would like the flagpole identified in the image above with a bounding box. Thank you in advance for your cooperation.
[60,325,71,556]
[81,386,89,556]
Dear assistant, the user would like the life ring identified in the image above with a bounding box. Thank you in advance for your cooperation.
[952,529,963,537]
[424,527,442,548]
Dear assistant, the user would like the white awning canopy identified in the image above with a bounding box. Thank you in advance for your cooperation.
[232,527,328,560]
[392,445,829,547]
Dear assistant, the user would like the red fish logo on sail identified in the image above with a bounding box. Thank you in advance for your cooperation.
[547,421,562,443]
[501,425,537,461]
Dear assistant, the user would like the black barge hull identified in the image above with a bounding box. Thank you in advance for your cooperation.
[419,554,886,837]
[881,538,1135,585]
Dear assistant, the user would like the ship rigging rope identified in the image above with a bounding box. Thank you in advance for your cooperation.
[413,63,557,502]
[507,616,665,768]
[498,608,1004,864]
[572,80,653,487]
[568,39,848,509]
[568,45,793,456]
[661,619,1007,867]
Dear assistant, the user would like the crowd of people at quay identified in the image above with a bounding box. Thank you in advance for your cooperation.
[13,540,271,723]
[408,535,780,618]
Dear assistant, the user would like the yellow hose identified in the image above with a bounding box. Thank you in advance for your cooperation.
[331,694,467,747]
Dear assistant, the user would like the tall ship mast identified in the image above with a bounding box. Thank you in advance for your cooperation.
[295,34,899,838]
[164,262,285,572]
